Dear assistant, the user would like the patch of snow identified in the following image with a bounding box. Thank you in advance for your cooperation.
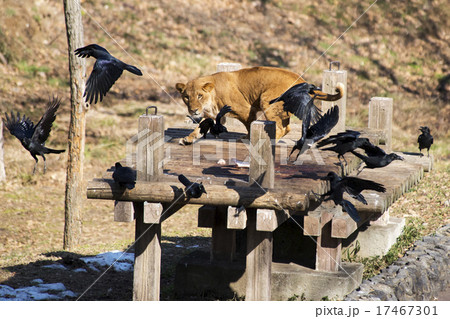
[42,264,67,270]
[0,281,77,301]
[80,250,134,272]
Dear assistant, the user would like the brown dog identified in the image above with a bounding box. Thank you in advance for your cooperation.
[176,66,343,144]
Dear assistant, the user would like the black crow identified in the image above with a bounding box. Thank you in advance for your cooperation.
[314,171,386,222]
[199,105,232,138]
[3,97,65,174]
[351,140,404,175]
[290,105,339,160]
[418,126,433,157]
[112,162,136,190]
[178,174,207,198]
[269,82,322,139]
[75,44,143,104]
[317,130,370,166]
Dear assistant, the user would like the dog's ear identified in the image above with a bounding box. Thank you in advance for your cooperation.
[175,83,186,93]
[202,82,214,93]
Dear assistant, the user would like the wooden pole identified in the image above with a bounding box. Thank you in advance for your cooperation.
[321,63,347,134]
[0,121,5,182]
[246,120,275,301]
[368,97,393,152]
[133,111,164,301]
[63,0,86,251]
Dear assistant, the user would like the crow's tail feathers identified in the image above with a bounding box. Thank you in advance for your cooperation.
[45,147,65,154]
[178,174,191,187]
[124,64,143,76]
[341,200,361,223]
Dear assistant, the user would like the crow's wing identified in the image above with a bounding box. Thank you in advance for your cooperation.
[306,105,339,143]
[32,98,61,145]
[359,140,386,157]
[215,105,232,123]
[341,176,386,198]
[317,130,360,147]
[85,58,124,104]
[3,111,35,142]
[178,174,192,187]
[199,118,214,137]
[341,200,361,222]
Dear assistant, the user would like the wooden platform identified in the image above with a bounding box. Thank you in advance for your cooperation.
[87,121,432,300]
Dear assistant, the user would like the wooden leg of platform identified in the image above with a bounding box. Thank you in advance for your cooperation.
[211,206,236,262]
[133,202,161,301]
[245,208,273,301]
[316,211,342,272]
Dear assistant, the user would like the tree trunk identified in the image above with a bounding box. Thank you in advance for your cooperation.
[63,0,86,250]
[0,121,6,182]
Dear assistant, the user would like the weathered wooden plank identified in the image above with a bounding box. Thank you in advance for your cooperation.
[256,209,290,232]
[227,206,247,229]
[114,201,134,222]
[331,213,357,239]
[245,208,273,301]
[303,211,322,236]
[87,180,309,211]
[143,202,163,224]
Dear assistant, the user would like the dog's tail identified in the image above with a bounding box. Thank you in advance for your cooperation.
[311,82,344,102]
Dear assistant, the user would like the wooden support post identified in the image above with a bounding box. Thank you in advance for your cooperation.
[369,97,393,152]
[249,120,275,188]
[133,111,164,301]
[246,208,273,301]
[322,64,347,134]
[316,209,342,272]
[0,120,5,182]
[133,202,161,301]
[227,206,247,230]
[246,121,275,300]
[211,206,236,262]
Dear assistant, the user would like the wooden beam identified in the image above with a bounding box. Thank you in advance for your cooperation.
[114,201,134,222]
[227,206,247,230]
[368,97,393,152]
[256,209,290,232]
[303,211,322,237]
[331,213,357,239]
[245,208,273,301]
[143,202,163,224]
[87,180,309,211]
[321,66,347,134]
[211,206,236,262]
